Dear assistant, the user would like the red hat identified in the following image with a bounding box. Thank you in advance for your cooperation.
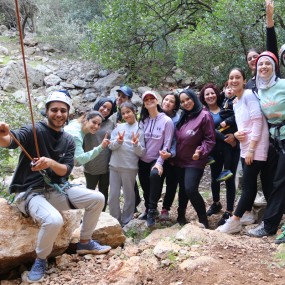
[256,51,279,71]
[142,91,158,101]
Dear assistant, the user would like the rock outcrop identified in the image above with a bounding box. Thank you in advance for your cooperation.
[71,212,126,249]
[0,61,45,92]
[0,198,125,275]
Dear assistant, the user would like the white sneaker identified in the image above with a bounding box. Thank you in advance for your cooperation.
[216,217,242,234]
[240,212,255,225]
[254,192,267,207]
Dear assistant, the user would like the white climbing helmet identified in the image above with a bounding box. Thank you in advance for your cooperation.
[45,91,71,109]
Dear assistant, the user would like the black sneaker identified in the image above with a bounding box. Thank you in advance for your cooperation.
[138,212,147,220]
[217,211,232,226]
[146,209,157,227]
[177,215,188,226]
[206,202,222,216]
[199,215,209,229]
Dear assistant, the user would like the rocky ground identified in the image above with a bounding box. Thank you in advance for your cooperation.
[2,166,285,285]
[1,33,285,285]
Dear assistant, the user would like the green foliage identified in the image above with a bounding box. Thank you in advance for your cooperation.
[0,12,5,24]
[59,0,105,24]
[34,0,106,52]
[0,55,11,65]
[274,244,285,267]
[35,3,83,52]
[177,0,285,86]
[4,0,284,86]
[81,0,215,85]
[0,95,41,192]
[124,227,138,239]
[0,35,17,43]
[80,0,285,86]
[124,226,151,242]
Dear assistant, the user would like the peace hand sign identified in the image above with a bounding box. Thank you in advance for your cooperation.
[117,131,125,144]
[101,132,110,149]
[131,132,140,146]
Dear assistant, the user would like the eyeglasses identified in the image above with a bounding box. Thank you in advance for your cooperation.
[247,55,258,62]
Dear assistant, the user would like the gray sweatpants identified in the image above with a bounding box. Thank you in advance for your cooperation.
[15,186,104,259]
[109,167,137,226]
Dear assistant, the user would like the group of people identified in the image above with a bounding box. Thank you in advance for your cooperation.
[1,0,285,283]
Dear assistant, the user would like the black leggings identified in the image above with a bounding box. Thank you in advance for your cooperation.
[210,141,240,212]
[161,160,178,211]
[234,159,266,218]
[84,171,109,211]
[264,150,285,234]
[138,160,163,211]
[177,167,206,220]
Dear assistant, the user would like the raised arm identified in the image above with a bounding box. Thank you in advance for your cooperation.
[266,0,279,63]
[0,122,12,147]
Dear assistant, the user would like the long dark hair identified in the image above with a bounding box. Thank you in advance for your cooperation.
[161,93,180,113]
[139,102,163,123]
[229,67,246,80]
[176,89,203,130]
[199,83,223,108]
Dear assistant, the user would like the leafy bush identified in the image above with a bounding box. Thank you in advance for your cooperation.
[35,0,106,53]
[81,0,285,86]
[0,95,41,193]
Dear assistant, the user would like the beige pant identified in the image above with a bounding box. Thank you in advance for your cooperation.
[15,186,104,259]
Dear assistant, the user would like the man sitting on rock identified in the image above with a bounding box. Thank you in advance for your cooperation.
[0,91,111,283]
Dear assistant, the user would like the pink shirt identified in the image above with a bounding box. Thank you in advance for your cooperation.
[233,90,269,161]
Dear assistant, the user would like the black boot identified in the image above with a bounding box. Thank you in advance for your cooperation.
[199,215,209,229]
[147,209,157,227]
[177,209,188,225]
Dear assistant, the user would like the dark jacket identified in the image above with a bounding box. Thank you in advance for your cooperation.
[175,109,215,169]
[219,96,238,135]
[8,121,75,193]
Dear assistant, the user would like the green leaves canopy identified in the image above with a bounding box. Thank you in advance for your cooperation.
[81,0,285,86]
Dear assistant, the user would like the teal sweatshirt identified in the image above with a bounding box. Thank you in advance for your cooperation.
[64,119,103,165]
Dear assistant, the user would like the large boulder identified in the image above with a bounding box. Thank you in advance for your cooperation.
[0,45,9,56]
[44,74,62,87]
[0,25,8,35]
[93,72,125,96]
[0,198,82,274]
[71,212,126,249]
[0,61,45,92]
[0,199,125,275]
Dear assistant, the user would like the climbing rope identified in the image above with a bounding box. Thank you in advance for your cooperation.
[4,1,70,201]
[14,0,40,159]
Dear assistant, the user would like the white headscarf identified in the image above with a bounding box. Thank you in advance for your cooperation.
[255,56,277,90]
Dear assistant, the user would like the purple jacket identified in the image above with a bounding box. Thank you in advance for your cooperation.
[140,112,174,166]
[175,109,215,169]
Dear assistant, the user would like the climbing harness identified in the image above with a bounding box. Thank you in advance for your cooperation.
[270,121,285,155]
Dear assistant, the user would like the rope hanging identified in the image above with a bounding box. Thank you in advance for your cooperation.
[14,0,40,159]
